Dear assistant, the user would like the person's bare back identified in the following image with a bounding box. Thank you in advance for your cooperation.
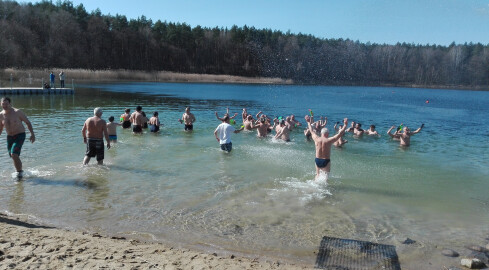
[84,116,107,139]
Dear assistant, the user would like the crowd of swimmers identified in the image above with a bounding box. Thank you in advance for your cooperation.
[0,96,424,180]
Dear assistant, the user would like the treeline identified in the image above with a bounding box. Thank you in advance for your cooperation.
[1,0,489,87]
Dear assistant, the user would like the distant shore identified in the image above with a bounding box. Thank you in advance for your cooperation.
[1,68,487,91]
[0,68,293,87]
[0,213,311,269]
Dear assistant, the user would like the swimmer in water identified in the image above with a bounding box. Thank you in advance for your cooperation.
[333,121,348,147]
[387,125,402,141]
[180,107,196,131]
[120,108,131,129]
[129,106,144,134]
[82,107,110,165]
[214,115,244,152]
[274,120,291,142]
[353,123,364,137]
[149,111,161,133]
[0,97,36,177]
[215,107,238,122]
[399,124,424,147]
[254,117,271,138]
[304,115,327,140]
[106,116,121,142]
[307,116,348,180]
[365,125,380,136]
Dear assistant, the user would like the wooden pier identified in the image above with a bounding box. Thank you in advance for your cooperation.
[0,87,74,95]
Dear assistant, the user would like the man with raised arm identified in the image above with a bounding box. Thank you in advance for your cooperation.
[82,107,110,165]
[399,124,424,147]
[214,115,244,153]
[0,97,35,178]
[307,116,348,180]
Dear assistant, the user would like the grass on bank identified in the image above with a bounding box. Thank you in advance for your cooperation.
[0,68,293,88]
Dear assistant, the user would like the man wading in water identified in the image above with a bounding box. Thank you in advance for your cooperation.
[0,97,36,178]
[306,116,348,181]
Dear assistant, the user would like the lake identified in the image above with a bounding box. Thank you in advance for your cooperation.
[1,83,488,268]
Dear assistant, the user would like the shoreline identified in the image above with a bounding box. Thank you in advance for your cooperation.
[2,68,489,90]
[0,213,312,269]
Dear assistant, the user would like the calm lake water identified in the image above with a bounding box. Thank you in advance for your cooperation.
[1,83,488,267]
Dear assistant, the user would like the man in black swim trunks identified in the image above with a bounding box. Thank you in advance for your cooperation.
[306,116,348,180]
[0,97,36,178]
[180,107,196,131]
[82,107,110,165]
[130,106,144,134]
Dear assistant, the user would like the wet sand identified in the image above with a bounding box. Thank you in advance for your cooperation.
[0,213,312,269]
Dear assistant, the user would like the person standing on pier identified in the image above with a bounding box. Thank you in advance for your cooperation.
[0,97,36,178]
[59,71,65,88]
[50,72,55,88]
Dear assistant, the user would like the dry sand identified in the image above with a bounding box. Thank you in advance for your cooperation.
[0,213,313,270]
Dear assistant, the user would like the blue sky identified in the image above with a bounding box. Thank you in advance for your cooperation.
[37,0,489,45]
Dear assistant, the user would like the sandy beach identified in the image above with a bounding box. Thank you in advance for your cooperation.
[0,213,312,270]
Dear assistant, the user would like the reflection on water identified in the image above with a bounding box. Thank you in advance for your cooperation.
[0,83,488,265]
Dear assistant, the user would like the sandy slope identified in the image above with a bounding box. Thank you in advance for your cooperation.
[0,214,312,270]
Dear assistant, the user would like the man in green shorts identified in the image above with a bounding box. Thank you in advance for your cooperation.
[0,97,36,178]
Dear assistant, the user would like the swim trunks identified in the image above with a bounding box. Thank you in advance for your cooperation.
[7,132,26,157]
[132,125,142,133]
[122,121,131,129]
[86,138,104,161]
[149,125,160,133]
[108,135,117,141]
[220,142,232,152]
[315,158,330,168]
[184,124,193,131]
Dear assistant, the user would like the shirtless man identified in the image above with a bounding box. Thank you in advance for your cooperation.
[304,116,326,140]
[387,125,402,141]
[353,123,364,137]
[275,120,291,142]
[82,107,110,165]
[333,121,348,147]
[307,116,348,180]
[120,108,131,129]
[0,97,35,177]
[346,121,356,133]
[243,115,257,130]
[290,115,302,129]
[255,118,271,138]
[399,124,424,147]
[149,112,161,133]
[365,125,380,136]
[180,107,196,131]
[106,116,121,142]
[130,106,144,134]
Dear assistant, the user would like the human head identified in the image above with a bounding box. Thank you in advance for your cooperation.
[321,128,329,137]
[223,115,230,123]
[94,107,103,117]
[153,111,158,117]
[260,118,265,123]
[247,115,252,120]
[370,125,375,130]
[280,120,286,126]
[108,116,114,122]
[286,116,291,121]
[404,126,410,133]
[1,97,12,110]
[125,108,130,113]
[290,115,295,120]
[136,106,142,112]
[185,107,190,113]
[355,123,361,128]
